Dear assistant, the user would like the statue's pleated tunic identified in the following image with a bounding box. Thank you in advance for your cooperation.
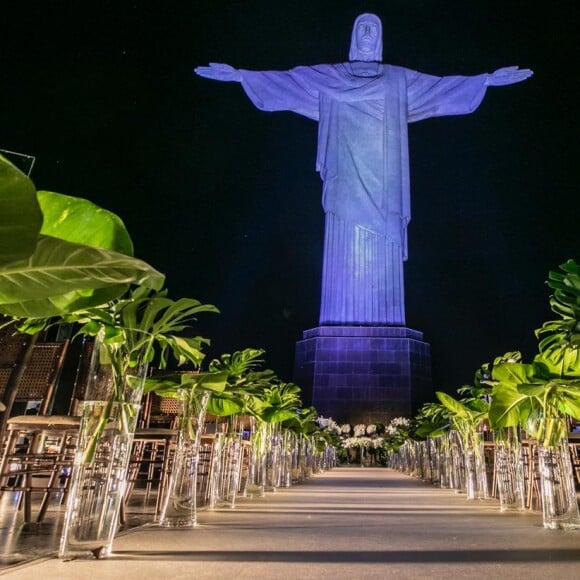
[239,63,488,325]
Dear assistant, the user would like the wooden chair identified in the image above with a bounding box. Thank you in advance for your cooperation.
[124,393,182,519]
[0,339,79,523]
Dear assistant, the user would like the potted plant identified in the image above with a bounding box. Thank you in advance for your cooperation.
[436,390,489,499]
[488,260,580,528]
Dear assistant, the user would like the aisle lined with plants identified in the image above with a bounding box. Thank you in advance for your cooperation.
[0,154,338,560]
[377,259,580,530]
[1,152,578,562]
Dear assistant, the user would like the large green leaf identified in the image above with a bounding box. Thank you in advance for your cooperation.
[0,285,129,318]
[0,155,43,266]
[557,391,580,420]
[261,407,298,423]
[490,362,536,388]
[0,235,164,316]
[488,383,528,428]
[206,393,245,416]
[37,190,134,255]
[435,392,470,419]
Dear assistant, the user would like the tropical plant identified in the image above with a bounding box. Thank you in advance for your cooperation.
[0,155,163,318]
[411,402,449,440]
[204,348,270,417]
[487,354,580,447]
[435,391,488,445]
[0,154,221,453]
[487,261,580,447]
[536,259,580,355]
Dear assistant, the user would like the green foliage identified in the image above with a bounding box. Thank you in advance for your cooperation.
[205,349,268,416]
[435,390,488,447]
[0,157,164,317]
[283,406,318,436]
[485,262,580,447]
[411,402,449,439]
[145,370,229,417]
[0,238,164,318]
[536,259,580,354]
[0,155,42,266]
[64,286,218,371]
[249,382,302,424]
[203,348,306,423]
[37,190,134,255]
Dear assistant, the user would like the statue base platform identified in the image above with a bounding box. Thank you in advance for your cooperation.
[293,326,432,424]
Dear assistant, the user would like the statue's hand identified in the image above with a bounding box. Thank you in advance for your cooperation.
[486,66,533,86]
[194,62,241,82]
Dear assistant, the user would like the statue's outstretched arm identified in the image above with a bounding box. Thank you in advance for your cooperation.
[194,62,241,82]
[485,66,533,86]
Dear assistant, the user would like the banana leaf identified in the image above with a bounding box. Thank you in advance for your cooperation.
[37,190,134,255]
[206,392,245,416]
[435,392,471,419]
[0,155,42,266]
[0,236,164,317]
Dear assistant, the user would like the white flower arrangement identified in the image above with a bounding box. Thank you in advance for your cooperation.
[391,417,410,427]
[385,416,410,435]
[340,423,352,435]
[342,436,374,449]
[353,424,366,437]
[366,424,377,435]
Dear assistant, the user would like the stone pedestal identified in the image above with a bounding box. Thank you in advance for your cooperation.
[293,326,432,424]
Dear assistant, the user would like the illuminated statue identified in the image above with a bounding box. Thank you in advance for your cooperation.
[195,13,532,325]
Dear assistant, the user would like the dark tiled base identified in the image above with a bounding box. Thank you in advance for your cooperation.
[293,326,433,424]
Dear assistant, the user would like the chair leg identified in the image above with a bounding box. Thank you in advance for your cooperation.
[0,430,20,490]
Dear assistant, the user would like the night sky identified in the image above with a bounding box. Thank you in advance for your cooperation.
[1,1,578,398]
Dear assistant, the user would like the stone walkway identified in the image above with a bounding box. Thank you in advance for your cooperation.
[2,467,580,579]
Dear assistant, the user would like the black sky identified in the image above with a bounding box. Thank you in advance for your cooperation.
[1,1,578,396]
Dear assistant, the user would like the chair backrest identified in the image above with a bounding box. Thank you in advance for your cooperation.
[140,392,181,428]
[0,340,69,415]
[140,369,199,428]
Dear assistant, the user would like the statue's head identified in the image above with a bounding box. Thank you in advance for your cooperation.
[349,13,383,62]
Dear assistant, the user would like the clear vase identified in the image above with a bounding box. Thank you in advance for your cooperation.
[278,430,294,488]
[157,392,208,527]
[59,337,148,560]
[290,433,302,485]
[301,436,313,479]
[428,438,440,485]
[538,439,580,529]
[494,429,525,512]
[448,430,466,493]
[207,417,245,509]
[264,424,281,491]
[245,419,267,498]
[464,432,488,500]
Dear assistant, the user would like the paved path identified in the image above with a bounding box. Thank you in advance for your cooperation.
[2,467,580,579]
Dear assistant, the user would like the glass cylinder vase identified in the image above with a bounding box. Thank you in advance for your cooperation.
[245,419,267,498]
[494,428,525,512]
[157,392,209,527]
[207,417,245,509]
[538,439,580,529]
[59,337,148,560]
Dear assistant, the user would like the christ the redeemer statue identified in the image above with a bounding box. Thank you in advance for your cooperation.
[195,13,532,326]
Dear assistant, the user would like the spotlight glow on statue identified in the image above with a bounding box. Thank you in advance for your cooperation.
[195,13,532,326]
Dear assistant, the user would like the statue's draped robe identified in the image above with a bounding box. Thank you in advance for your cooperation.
[240,64,488,325]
